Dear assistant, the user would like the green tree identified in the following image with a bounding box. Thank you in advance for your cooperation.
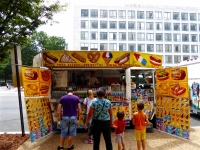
[21,31,68,66]
[0,0,67,63]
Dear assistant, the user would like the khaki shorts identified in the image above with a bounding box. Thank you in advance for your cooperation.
[115,133,124,143]
[135,129,146,141]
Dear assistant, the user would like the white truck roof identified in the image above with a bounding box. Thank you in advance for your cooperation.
[177,58,200,66]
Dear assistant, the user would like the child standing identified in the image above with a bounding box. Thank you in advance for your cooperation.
[112,111,126,150]
[83,89,95,144]
[132,101,149,150]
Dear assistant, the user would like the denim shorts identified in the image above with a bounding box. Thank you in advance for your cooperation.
[61,116,77,137]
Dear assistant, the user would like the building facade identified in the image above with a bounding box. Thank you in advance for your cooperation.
[73,4,200,67]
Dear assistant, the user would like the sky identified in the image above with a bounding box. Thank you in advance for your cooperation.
[37,0,200,49]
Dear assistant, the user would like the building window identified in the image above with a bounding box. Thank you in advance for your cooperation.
[119,21,126,29]
[100,21,107,29]
[146,22,153,30]
[109,21,117,29]
[191,34,197,42]
[155,12,162,20]
[80,43,88,50]
[90,43,98,50]
[109,32,117,40]
[128,32,135,41]
[165,55,173,64]
[174,55,181,63]
[182,34,189,42]
[173,23,180,31]
[119,43,126,51]
[91,9,98,18]
[165,33,172,41]
[90,20,98,29]
[156,44,163,53]
[164,22,171,30]
[128,10,135,19]
[199,24,200,31]
[109,10,117,18]
[81,20,88,29]
[155,22,162,30]
[119,32,126,41]
[119,10,126,19]
[182,45,190,53]
[191,45,198,53]
[91,32,98,40]
[81,31,88,40]
[137,33,145,41]
[81,9,88,17]
[100,43,107,50]
[100,10,107,18]
[156,33,163,41]
[190,13,197,21]
[146,33,154,41]
[138,44,145,52]
[174,45,181,53]
[173,34,181,42]
[182,23,188,31]
[183,55,190,61]
[137,11,144,19]
[100,32,107,40]
[109,43,117,50]
[165,44,172,53]
[198,13,200,21]
[137,22,145,30]
[164,12,171,20]
[191,55,198,59]
[181,13,188,20]
[128,44,135,51]
[128,21,135,29]
[173,12,179,20]
[146,11,153,19]
[190,23,197,31]
[147,44,154,52]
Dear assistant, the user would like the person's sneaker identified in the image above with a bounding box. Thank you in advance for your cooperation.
[67,145,74,150]
[85,138,93,144]
[57,146,64,150]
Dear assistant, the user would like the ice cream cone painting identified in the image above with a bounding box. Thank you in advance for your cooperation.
[102,52,113,66]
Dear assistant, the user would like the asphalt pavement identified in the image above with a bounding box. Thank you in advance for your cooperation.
[0,86,199,134]
[0,86,29,133]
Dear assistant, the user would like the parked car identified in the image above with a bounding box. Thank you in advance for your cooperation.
[0,82,6,86]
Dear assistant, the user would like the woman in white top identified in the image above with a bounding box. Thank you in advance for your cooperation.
[83,89,95,144]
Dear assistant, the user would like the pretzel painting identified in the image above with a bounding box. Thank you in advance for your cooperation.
[87,52,100,63]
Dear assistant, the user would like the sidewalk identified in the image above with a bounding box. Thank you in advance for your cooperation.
[18,128,200,150]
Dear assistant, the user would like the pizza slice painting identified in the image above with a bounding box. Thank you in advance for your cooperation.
[60,53,76,63]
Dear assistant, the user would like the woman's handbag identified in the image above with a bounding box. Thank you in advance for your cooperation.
[88,100,105,136]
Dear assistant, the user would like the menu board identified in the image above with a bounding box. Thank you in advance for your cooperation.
[25,97,53,142]
[156,67,190,140]
[22,67,51,97]
[42,50,162,69]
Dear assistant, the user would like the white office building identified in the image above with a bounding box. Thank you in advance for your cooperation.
[73,4,200,67]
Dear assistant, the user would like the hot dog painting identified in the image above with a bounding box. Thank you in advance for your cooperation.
[149,55,162,66]
[169,83,189,98]
[156,69,170,82]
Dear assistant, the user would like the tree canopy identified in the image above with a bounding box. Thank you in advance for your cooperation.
[0,0,67,63]
[21,31,68,66]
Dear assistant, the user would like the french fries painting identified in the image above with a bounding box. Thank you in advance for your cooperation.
[157,82,170,95]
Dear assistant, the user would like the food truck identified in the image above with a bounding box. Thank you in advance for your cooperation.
[177,58,200,114]
[41,50,162,127]
[22,50,163,142]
